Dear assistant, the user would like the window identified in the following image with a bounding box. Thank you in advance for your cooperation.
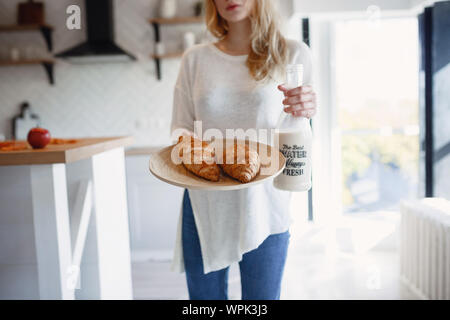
[334,17,419,214]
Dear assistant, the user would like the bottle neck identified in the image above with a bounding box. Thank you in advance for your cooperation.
[276,113,311,132]
[295,116,310,125]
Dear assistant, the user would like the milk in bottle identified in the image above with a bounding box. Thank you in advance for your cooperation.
[273,64,313,192]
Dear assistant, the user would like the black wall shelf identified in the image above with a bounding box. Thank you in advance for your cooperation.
[148,16,203,80]
[0,24,54,51]
[0,59,55,85]
[0,24,55,85]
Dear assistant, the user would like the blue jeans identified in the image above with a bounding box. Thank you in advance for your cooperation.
[182,189,290,300]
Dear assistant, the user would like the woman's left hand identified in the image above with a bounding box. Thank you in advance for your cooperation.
[277,85,317,118]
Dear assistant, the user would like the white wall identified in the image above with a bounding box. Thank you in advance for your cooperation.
[0,0,203,146]
[0,0,438,147]
[293,0,418,14]
[289,0,450,16]
[409,0,444,10]
[277,0,295,18]
[0,0,303,147]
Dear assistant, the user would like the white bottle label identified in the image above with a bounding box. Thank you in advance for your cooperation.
[274,129,312,191]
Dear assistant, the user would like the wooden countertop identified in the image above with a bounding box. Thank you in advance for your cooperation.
[0,136,134,166]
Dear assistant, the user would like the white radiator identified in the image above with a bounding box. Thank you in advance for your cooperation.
[400,198,450,300]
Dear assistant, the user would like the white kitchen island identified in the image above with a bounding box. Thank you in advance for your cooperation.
[0,137,134,299]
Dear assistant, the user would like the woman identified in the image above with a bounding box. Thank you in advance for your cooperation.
[170,0,317,300]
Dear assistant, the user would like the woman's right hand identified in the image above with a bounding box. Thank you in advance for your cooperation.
[277,84,317,118]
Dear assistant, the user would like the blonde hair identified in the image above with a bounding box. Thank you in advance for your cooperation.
[205,0,288,82]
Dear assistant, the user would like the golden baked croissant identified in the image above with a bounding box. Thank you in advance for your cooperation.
[218,141,261,183]
[175,135,220,182]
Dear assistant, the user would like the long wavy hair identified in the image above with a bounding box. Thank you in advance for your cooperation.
[205,0,288,82]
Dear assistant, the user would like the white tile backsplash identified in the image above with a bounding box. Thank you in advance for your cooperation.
[0,0,204,146]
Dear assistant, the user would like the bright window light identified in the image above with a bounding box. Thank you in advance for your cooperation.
[335,17,420,214]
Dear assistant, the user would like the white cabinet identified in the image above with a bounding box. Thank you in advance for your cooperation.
[125,154,184,261]
[0,139,134,299]
[0,151,184,299]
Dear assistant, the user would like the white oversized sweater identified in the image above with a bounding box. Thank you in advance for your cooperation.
[170,40,313,274]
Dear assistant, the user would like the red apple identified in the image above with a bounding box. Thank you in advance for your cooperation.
[27,127,51,149]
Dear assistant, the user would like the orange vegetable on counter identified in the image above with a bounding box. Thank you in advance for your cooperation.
[50,138,78,145]
[0,141,29,151]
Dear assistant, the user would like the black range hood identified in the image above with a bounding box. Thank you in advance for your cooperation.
[56,0,136,62]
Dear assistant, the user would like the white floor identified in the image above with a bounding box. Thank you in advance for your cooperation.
[131,217,418,300]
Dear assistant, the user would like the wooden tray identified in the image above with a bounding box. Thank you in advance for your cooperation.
[149,139,286,191]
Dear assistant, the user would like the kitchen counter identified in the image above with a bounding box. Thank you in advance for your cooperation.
[0,136,134,299]
[125,145,166,156]
[0,136,134,166]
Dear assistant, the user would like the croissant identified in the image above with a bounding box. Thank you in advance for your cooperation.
[218,142,260,183]
[175,135,220,182]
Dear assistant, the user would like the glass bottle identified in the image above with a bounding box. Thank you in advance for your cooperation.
[273,64,313,192]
